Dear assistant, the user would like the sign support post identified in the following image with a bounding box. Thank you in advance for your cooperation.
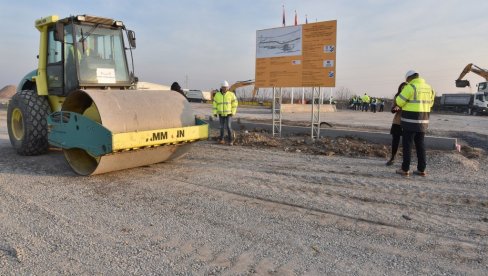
[311,87,321,140]
[272,87,282,137]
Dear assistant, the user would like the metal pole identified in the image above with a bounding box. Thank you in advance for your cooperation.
[318,87,322,138]
[311,87,315,138]
[272,87,275,136]
[302,87,305,104]
[320,87,324,105]
[291,87,294,105]
[279,87,282,135]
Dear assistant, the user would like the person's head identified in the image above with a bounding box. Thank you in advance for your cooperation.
[221,80,230,93]
[171,82,182,92]
[396,82,408,98]
[405,70,419,82]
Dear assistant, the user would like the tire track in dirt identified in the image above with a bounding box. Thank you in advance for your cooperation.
[163,175,487,271]
[164,146,486,249]
[255,166,488,219]
[209,165,488,245]
[167,147,488,249]
[168,174,486,247]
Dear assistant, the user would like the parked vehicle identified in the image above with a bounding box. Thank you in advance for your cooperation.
[186,90,212,103]
[439,91,488,115]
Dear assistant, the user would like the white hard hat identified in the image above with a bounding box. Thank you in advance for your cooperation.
[405,70,418,79]
[221,80,229,87]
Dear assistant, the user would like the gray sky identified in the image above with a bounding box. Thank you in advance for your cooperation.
[1,0,487,97]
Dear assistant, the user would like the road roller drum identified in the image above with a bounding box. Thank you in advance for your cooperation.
[48,89,208,175]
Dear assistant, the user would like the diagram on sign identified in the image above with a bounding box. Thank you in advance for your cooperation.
[256,26,302,58]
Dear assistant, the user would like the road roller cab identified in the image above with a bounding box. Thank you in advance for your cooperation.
[7,15,208,175]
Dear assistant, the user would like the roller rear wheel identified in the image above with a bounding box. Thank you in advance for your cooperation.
[7,90,51,155]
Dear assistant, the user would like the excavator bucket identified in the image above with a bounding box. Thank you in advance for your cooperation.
[456,80,470,88]
[47,89,208,175]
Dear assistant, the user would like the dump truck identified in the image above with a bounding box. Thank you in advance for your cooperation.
[454,63,488,115]
[439,92,488,115]
[7,15,208,175]
[439,93,474,113]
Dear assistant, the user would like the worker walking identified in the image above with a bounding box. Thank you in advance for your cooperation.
[395,70,435,176]
[213,80,238,145]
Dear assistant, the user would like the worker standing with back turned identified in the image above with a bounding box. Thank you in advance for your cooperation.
[395,70,435,176]
[213,80,238,145]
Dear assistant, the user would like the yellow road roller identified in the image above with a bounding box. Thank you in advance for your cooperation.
[7,15,208,175]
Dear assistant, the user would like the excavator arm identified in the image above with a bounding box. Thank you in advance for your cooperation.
[229,80,260,100]
[456,63,488,87]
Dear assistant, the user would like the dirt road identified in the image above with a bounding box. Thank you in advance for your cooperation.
[1,108,487,275]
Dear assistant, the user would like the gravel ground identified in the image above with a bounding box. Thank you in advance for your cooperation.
[1,107,487,275]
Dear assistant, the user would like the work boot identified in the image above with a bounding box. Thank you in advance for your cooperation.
[396,169,410,177]
[414,170,427,177]
[218,140,225,145]
[386,159,394,166]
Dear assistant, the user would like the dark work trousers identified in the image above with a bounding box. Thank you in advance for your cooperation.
[391,134,401,160]
[401,130,426,172]
[219,115,233,142]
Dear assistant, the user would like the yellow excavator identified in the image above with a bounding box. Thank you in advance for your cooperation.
[454,63,488,115]
[7,15,208,175]
[229,80,259,100]
[455,63,488,87]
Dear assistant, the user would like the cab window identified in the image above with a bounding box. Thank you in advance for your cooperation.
[46,28,63,94]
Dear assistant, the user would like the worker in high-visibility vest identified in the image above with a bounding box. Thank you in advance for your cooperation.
[395,70,435,177]
[213,80,238,145]
[361,93,370,112]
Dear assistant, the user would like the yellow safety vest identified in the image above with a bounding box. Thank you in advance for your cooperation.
[213,91,238,116]
[361,95,370,103]
[395,77,435,132]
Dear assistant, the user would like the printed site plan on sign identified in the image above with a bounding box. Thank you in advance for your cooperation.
[255,20,337,88]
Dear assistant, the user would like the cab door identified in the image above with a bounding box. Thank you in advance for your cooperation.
[46,27,64,95]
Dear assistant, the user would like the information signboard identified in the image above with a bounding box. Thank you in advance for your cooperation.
[255,20,337,88]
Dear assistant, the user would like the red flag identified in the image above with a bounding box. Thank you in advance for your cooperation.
[294,10,298,26]
[282,5,286,26]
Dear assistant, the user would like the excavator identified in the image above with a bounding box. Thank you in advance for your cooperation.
[7,15,208,175]
[455,63,488,88]
[229,80,259,101]
[453,63,488,115]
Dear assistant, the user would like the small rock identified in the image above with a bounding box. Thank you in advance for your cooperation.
[402,215,412,221]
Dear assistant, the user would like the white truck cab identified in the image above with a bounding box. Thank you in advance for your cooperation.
[473,82,488,115]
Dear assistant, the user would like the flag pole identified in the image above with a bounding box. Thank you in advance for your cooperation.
[282,4,286,26]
